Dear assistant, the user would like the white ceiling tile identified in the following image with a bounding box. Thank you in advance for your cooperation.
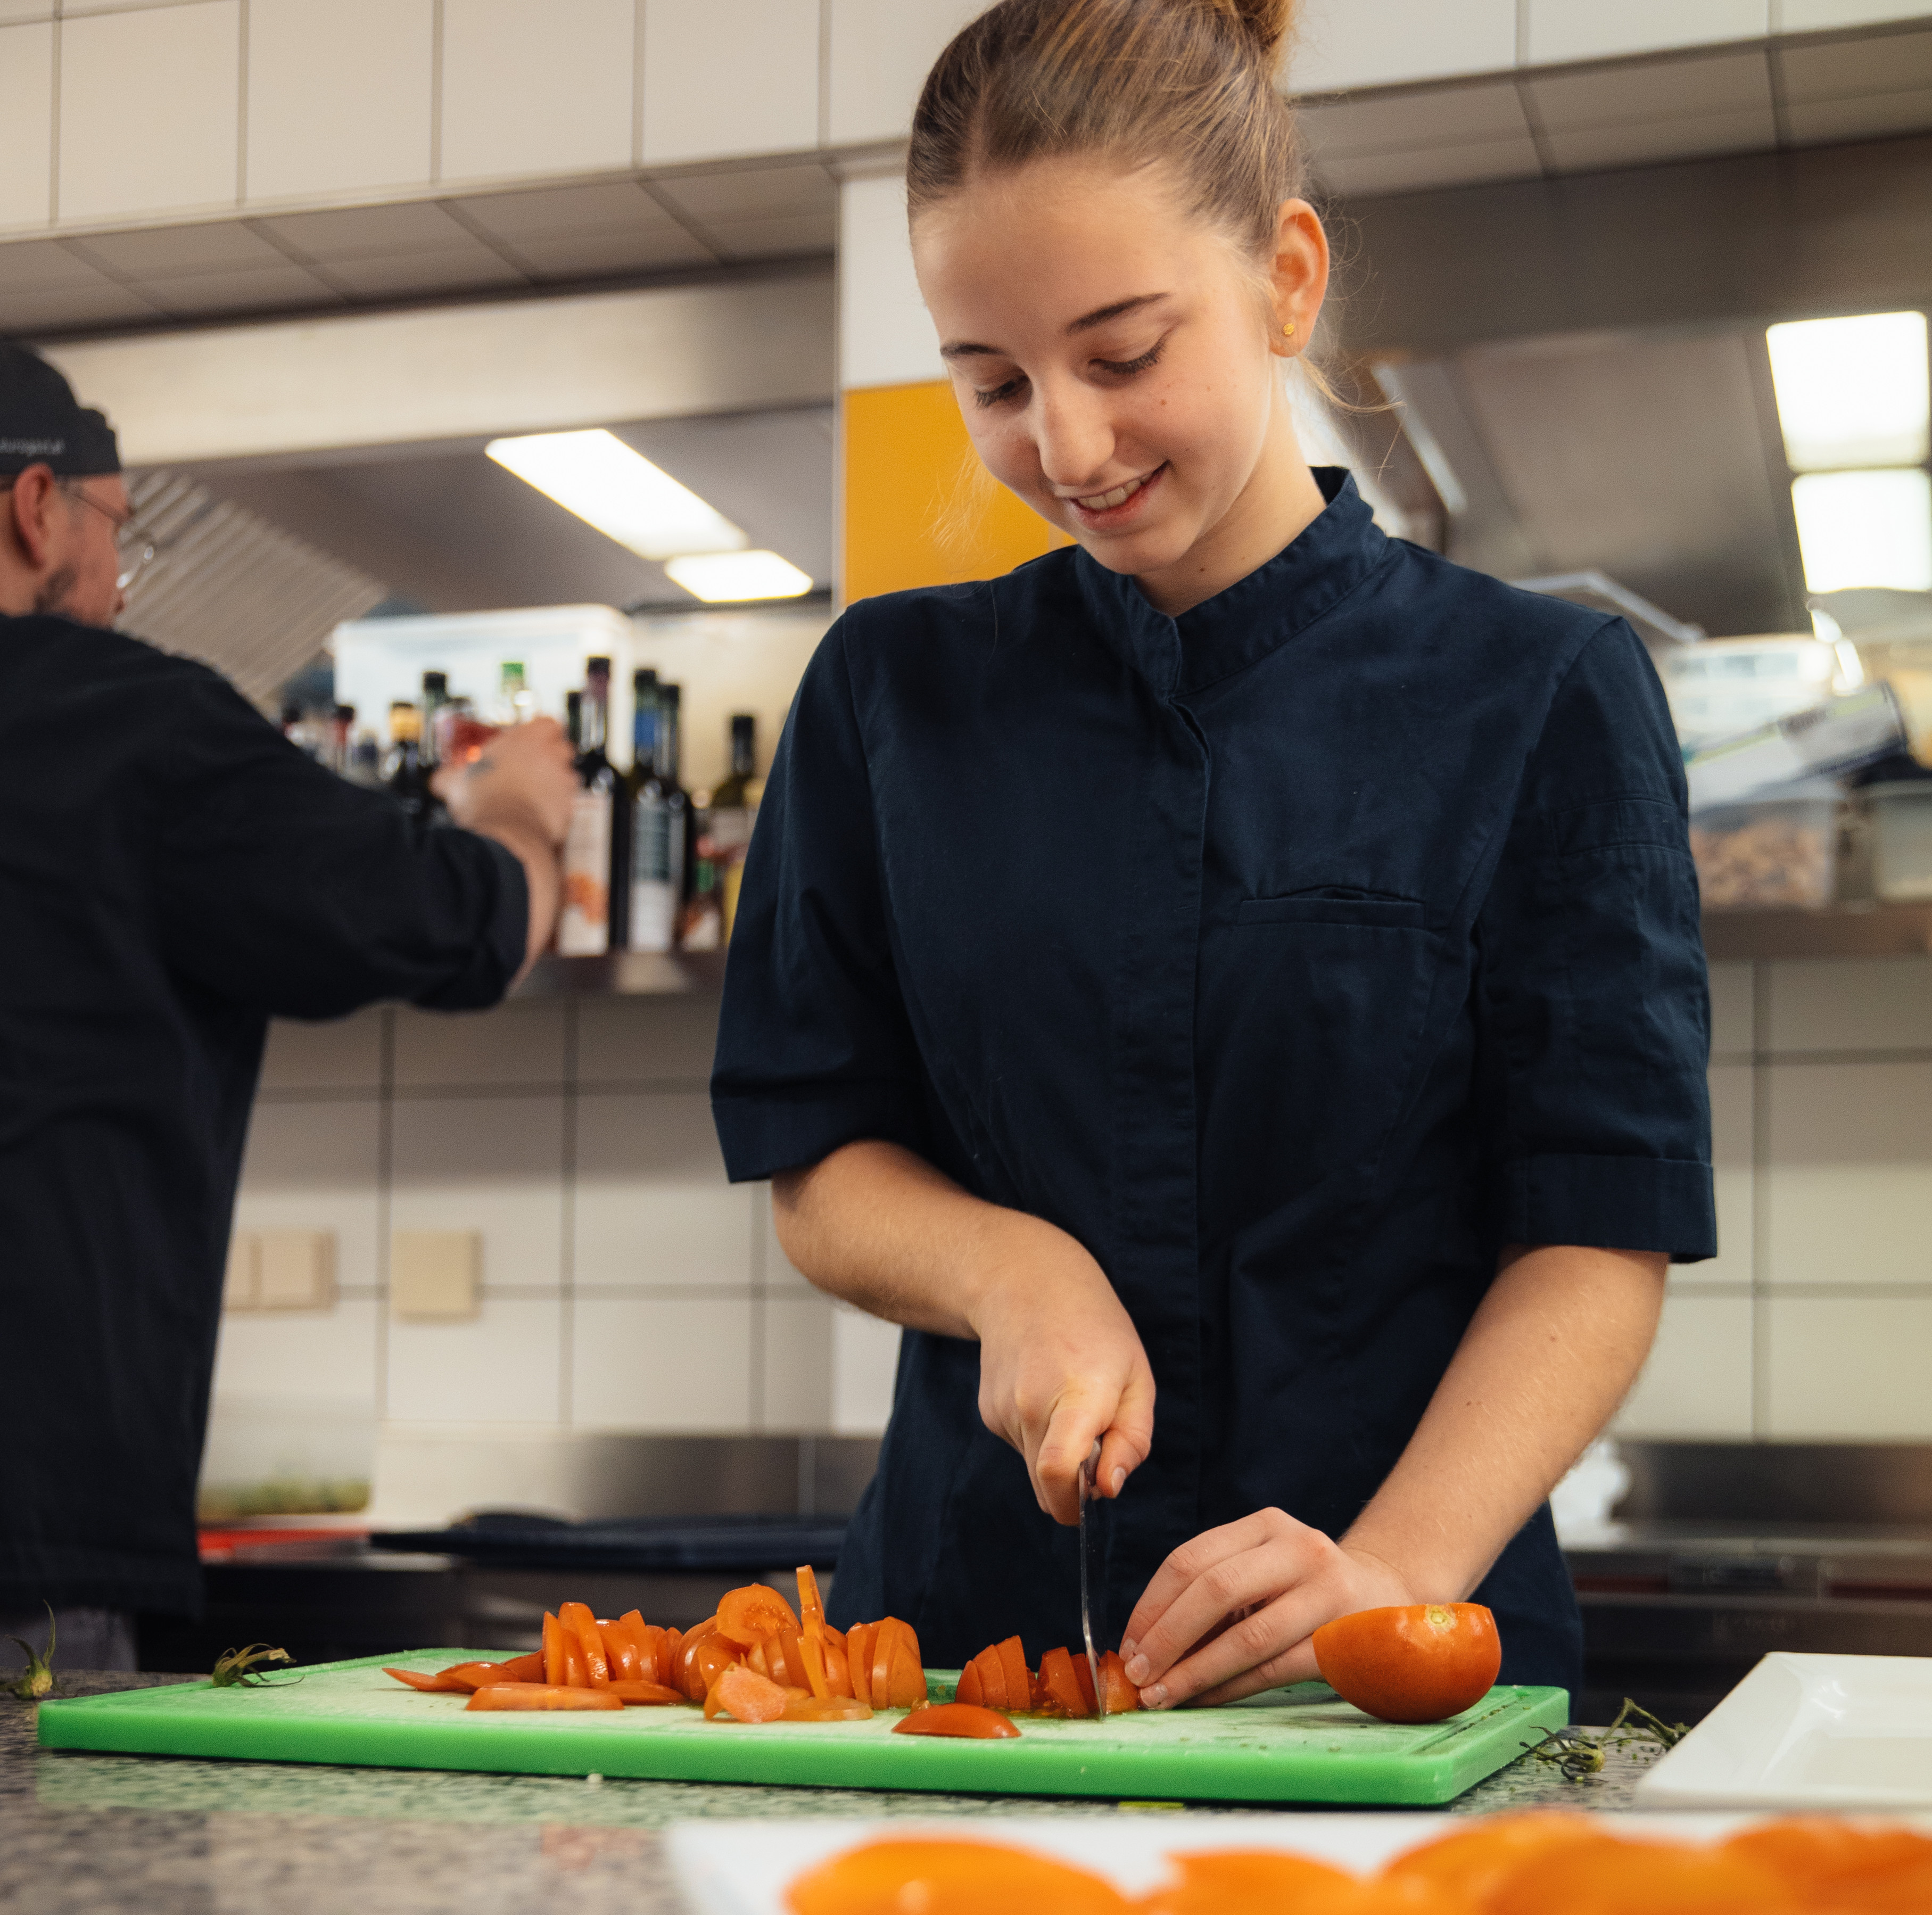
[1543,103,1778,169]
[313,250,529,299]
[700,212,838,260]
[506,226,717,277]
[138,262,344,317]
[253,201,482,260]
[68,220,288,277]
[0,238,115,290]
[453,180,670,242]
[1527,0,1770,67]
[1292,0,1517,95]
[1526,49,1774,128]
[1776,27,1932,98]
[0,281,163,332]
[1782,81,1932,139]
[0,22,53,232]
[1297,81,1532,160]
[1318,136,1545,199]
[0,3,55,19]
[650,162,838,226]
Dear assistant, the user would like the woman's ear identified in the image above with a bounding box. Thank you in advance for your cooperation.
[1267,200,1330,357]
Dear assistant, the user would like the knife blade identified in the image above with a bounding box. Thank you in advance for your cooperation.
[1078,1440,1105,1720]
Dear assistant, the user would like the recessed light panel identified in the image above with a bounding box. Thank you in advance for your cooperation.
[664,550,814,602]
[1791,467,1932,594]
[1766,311,1930,472]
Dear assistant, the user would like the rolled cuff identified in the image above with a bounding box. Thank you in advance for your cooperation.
[711,1080,928,1183]
[1501,1153,1716,1262]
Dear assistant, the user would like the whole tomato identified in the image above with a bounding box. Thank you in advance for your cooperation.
[1311,1603,1501,1724]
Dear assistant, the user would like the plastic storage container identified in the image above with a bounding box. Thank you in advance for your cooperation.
[1690,779,1842,910]
[1866,781,1932,902]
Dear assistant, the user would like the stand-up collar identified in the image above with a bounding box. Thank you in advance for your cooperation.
[1071,468,1392,697]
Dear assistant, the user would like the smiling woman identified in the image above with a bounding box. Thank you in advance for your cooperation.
[711,0,1713,1719]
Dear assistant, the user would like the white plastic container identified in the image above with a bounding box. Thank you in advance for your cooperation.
[1663,634,1843,750]
[1866,780,1932,902]
[197,1396,376,1521]
[1690,779,1842,910]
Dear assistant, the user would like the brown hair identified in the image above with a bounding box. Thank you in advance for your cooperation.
[906,0,1304,257]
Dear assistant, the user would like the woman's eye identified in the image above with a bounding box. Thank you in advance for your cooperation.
[972,375,1027,410]
[1094,341,1165,378]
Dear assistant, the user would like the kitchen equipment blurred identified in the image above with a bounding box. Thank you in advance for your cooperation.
[1865,781,1932,901]
[1685,683,1903,811]
[368,1509,846,1573]
[1662,633,1849,750]
[197,1396,374,1522]
[1690,779,1842,910]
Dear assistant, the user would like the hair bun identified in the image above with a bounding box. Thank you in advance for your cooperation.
[1204,0,1296,68]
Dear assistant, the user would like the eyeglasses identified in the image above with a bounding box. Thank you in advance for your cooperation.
[1,475,161,593]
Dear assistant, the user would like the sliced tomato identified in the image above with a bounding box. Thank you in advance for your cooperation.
[383,1665,470,1693]
[675,1617,722,1701]
[887,1621,929,1708]
[495,1651,545,1684]
[968,1645,1007,1713]
[1099,1650,1141,1714]
[871,1620,897,1707]
[1034,1646,1090,1718]
[892,1702,1021,1739]
[782,1693,874,1723]
[847,1622,877,1708]
[661,1625,683,1685]
[601,1611,647,1682]
[692,1634,741,1699]
[464,1683,622,1712]
[541,1609,565,1687]
[773,1624,813,1691]
[954,1661,984,1707]
[557,1601,610,1687]
[796,1563,827,1632]
[823,1630,852,1699]
[706,1662,791,1723]
[606,1679,688,1706]
[716,1582,802,1647]
[995,1637,1031,1716]
[1073,1653,1099,1716]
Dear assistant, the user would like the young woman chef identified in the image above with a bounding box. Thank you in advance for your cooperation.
[712,0,1713,1708]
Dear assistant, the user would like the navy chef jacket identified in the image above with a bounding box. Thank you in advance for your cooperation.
[0,613,527,1619]
[712,472,1714,1693]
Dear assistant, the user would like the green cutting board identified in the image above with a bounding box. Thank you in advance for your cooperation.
[37,1653,1566,1805]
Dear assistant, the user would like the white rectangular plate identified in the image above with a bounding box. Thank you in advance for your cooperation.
[666,1812,1790,1915]
[1637,1653,1932,1810]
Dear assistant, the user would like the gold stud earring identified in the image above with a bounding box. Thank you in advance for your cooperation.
[1282,320,1296,338]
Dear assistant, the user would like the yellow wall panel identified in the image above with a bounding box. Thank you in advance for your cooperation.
[842,379,1072,604]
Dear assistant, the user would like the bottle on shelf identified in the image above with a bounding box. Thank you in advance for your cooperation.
[700,712,763,944]
[419,671,449,768]
[385,701,429,818]
[557,660,623,956]
[498,659,535,726]
[628,679,689,954]
[329,703,357,776]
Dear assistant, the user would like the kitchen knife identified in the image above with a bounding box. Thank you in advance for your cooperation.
[1079,1439,1105,1720]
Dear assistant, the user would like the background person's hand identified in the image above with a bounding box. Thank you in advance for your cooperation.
[962,1218,1155,1525]
[1117,1509,1416,1708]
[434,716,576,847]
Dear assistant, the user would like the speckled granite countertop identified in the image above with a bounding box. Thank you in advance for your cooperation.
[4,1675,1670,1914]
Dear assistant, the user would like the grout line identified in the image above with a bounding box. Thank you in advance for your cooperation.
[235,0,248,205]
[1751,960,1773,1439]
[1765,42,1792,150]
[1514,0,1529,69]
[430,0,444,186]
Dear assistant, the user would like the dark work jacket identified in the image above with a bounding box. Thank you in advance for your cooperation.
[712,472,1714,1700]
[0,614,526,1617]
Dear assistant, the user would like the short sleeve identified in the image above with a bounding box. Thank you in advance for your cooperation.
[154,672,527,1019]
[1474,617,1716,1260]
[711,616,929,1182]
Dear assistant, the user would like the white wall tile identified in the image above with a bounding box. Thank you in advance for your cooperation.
[571,1295,754,1429]
[1777,1,1932,27]
[0,23,52,231]
[59,3,240,224]
[387,1296,563,1422]
[1612,1292,1754,1436]
[259,1008,386,1093]
[1766,1061,1932,1286]
[1291,0,1517,95]
[211,1298,380,1407]
[761,1293,835,1429]
[440,0,634,184]
[573,1091,753,1289]
[391,1095,566,1290]
[1527,0,1770,65]
[832,1303,901,1435]
[839,170,939,390]
[641,0,818,165]
[1768,956,1932,1051]
[759,1181,815,1292]
[1704,1062,1754,1285]
[1708,960,1754,1057]
[1765,1295,1932,1438]
[825,0,982,146]
[246,0,434,202]
[393,997,566,1088]
[232,1099,382,1292]
[575,993,720,1084]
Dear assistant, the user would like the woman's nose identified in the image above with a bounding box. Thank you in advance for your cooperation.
[1031,385,1116,493]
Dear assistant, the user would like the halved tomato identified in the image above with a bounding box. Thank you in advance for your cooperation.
[893,1703,1020,1739]
[1034,1646,1088,1718]
[1311,1604,1500,1725]
[847,1622,877,1708]
[717,1582,802,1647]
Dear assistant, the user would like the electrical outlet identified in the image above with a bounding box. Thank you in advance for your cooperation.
[257,1231,336,1310]
[391,1231,482,1322]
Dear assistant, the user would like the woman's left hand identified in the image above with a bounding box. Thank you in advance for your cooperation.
[1117,1509,1419,1709]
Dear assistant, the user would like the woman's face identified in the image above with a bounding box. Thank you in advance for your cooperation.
[912,156,1326,606]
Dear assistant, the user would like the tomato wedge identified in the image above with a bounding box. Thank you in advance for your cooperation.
[1034,1646,1088,1717]
[541,1609,565,1686]
[995,1638,1031,1714]
[894,1703,1020,1739]
[887,1621,929,1708]
[494,1651,545,1684]
[797,1563,827,1632]
[382,1665,471,1693]
[847,1621,877,1707]
[954,1660,983,1707]
[601,1611,649,1682]
[716,1582,802,1647]
[1073,1653,1098,1716]
[558,1601,610,1686]
[606,1679,687,1706]
[705,1663,791,1723]
[465,1683,622,1712]
[822,1629,852,1700]
[1099,1649,1140,1714]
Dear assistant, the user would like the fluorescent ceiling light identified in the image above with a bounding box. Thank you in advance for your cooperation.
[664,550,814,603]
[1791,468,1932,594]
[1766,311,1930,471]
[485,429,745,560]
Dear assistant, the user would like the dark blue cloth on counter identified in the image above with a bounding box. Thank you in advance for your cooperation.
[0,615,527,1619]
[712,471,1712,1693]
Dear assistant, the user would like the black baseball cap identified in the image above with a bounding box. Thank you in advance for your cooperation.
[0,340,120,478]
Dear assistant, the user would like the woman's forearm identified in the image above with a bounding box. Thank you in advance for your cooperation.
[1341,1242,1668,1600]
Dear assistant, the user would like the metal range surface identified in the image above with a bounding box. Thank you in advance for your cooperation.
[37,1653,1566,1806]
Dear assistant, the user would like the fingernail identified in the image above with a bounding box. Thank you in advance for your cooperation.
[1110,1466,1126,1496]
[1124,1655,1150,1685]
[1119,1637,1137,1661]
[1142,1684,1168,1709]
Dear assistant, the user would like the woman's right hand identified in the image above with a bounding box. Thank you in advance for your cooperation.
[962,1215,1155,1526]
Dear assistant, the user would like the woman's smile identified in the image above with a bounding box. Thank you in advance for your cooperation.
[1063,462,1167,530]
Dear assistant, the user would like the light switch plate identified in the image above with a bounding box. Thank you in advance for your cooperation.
[391,1230,482,1321]
[257,1230,336,1310]
[223,1234,260,1311]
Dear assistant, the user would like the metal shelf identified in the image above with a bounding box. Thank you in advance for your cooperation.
[1701,903,1932,961]
[513,950,727,997]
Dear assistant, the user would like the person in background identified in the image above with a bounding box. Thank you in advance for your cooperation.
[0,341,577,1672]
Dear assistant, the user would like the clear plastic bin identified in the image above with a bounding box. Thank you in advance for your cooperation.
[1689,780,1841,910]
[1866,781,1932,902]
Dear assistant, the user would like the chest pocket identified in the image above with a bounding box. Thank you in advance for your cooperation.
[1209,891,1440,1217]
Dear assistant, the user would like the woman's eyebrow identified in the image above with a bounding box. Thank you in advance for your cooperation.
[939,292,1169,361]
